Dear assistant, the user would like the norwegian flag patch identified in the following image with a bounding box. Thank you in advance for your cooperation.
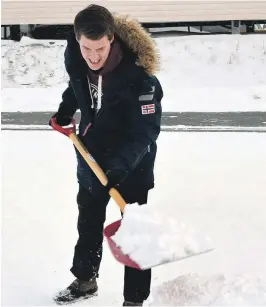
[141,104,155,115]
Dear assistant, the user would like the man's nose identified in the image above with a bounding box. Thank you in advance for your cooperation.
[90,51,99,61]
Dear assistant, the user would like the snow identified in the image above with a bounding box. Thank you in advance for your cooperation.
[2,131,266,305]
[151,274,266,306]
[1,87,66,112]
[112,204,213,269]
[2,34,266,112]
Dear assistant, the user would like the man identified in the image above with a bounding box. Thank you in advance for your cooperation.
[50,4,163,306]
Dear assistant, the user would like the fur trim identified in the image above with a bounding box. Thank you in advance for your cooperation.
[114,14,160,75]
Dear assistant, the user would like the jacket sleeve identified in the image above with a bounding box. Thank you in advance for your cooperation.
[56,81,79,118]
[108,76,163,178]
[55,31,84,118]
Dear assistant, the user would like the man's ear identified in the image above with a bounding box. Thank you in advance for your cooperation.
[110,36,114,44]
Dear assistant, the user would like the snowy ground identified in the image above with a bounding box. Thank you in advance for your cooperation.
[2,130,266,306]
[2,34,266,112]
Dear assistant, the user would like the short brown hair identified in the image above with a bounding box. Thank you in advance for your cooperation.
[74,4,115,41]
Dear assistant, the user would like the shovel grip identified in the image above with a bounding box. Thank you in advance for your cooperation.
[50,117,76,136]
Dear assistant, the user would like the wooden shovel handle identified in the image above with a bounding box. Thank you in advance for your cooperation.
[69,132,127,212]
[50,118,126,212]
[69,133,108,185]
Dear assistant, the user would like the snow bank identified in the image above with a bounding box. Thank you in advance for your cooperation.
[1,37,68,87]
[1,87,66,112]
[2,34,266,112]
[112,204,213,269]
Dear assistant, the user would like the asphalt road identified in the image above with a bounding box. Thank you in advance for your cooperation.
[2,111,266,132]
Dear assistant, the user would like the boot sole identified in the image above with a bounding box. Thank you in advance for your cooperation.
[53,289,98,305]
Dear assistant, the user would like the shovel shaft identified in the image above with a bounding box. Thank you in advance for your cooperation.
[69,132,108,186]
[69,133,126,212]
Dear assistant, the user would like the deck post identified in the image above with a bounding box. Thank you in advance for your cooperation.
[231,20,241,34]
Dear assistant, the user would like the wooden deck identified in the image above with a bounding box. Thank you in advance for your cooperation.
[2,0,266,25]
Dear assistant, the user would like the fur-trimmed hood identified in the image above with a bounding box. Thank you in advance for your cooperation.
[113,14,160,76]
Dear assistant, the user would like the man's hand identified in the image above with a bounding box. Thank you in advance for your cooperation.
[49,112,72,127]
[105,168,128,190]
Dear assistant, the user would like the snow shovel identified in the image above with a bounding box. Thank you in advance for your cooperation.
[50,118,214,270]
[50,118,145,269]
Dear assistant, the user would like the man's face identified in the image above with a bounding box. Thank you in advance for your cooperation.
[79,34,113,70]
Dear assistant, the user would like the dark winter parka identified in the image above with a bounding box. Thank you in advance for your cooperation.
[54,15,163,194]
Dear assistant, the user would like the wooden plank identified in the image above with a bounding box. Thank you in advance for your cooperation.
[2,0,266,24]
[3,2,266,9]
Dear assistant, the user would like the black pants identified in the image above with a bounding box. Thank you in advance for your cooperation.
[70,179,151,303]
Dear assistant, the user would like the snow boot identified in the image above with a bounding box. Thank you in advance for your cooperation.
[53,278,98,305]
[123,302,143,306]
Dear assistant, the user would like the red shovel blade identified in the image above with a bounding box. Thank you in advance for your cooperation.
[104,220,215,271]
[104,220,142,270]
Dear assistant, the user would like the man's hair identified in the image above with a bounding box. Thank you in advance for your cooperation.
[74,4,115,41]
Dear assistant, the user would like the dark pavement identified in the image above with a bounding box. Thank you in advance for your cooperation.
[2,111,266,132]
